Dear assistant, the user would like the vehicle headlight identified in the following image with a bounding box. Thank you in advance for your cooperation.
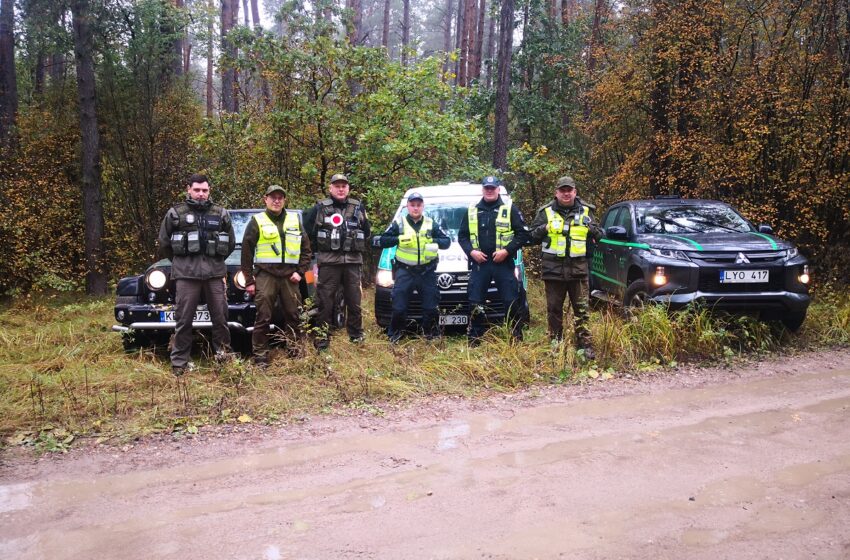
[785,247,799,260]
[233,270,247,290]
[649,248,690,261]
[145,269,168,291]
[376,269,394,288]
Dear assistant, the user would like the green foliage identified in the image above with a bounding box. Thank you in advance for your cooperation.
[196,8,483,224]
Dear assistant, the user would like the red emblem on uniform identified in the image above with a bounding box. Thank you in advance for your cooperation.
[330,213,343,227]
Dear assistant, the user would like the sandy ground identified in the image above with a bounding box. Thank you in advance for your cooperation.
[2,349,850,559]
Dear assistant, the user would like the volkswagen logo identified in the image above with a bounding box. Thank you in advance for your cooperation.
[437,273,454,289]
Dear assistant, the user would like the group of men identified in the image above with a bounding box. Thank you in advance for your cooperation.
[158,172,600,375]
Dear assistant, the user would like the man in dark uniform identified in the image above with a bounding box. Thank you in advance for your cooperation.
[240,185,312,366]
[529,175,602,358]
[458,176,530,345]
[158,173,236,375]
[305,174,371,350]
[372,192,451,343]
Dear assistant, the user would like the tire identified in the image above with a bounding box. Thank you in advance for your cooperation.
[623,279,650,309]
[780,311,806,332]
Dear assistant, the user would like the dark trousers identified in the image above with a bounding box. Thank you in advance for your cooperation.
[544,278,591,347]
[171,277,231,367]
[317,263,363,339]
[253,271,303,359]
[467,260,521,340]
[390,266,440,338]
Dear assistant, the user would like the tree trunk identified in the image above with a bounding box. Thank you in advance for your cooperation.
[441,0,453,78]
[471,0,485,81]
[221,0,238,112]
[382,0,391,49]
[250,0,269,106]
[71,0,107,295]
[493,0,513,169]
[346,0,363,45]
[401,0,410,65]
[459,0,475,85]
[173,0,185,77]
[242,0,249,25]
[453,0,465,83]
[0,0,17,146]
[486,12,495,88]
[207,0,214,116]
[562,0,575,25]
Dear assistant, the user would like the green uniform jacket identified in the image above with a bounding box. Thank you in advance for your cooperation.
[530,199,602,280]
[240,209,313,287]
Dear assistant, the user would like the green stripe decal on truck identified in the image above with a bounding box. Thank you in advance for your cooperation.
[590,270,626,287]
[599,239,650,250]
[661,234,703,250]
[749,232,778,249]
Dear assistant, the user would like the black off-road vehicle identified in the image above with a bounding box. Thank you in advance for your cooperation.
[589,197,811,331]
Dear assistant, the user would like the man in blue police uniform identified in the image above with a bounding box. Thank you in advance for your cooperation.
[372,192,451,343]
[458,177,530,345]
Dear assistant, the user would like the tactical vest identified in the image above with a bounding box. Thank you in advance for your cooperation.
[542,204,590,258]
[253,211,302,264]
[468,201,514,251]
[169,202,230,258]
[315,198,367,253]
[395,217,439,267]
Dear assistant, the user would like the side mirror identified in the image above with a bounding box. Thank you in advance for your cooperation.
[758,224,774,234]
[606,226,628,241]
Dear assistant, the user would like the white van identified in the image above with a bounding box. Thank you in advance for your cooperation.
[373,182,529,331]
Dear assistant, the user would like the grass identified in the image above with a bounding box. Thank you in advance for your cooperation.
[1,283,848,450]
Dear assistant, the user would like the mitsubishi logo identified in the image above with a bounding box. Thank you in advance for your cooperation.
[735,252,750,264]
[437,273,455,289]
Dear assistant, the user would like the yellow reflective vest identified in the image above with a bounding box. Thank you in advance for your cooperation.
[253,211,302,264]
[468,201,514,251]
[542,205,590,258]
[395,217,439,266]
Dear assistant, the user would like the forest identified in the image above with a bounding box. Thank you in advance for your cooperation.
[0,0,848,296]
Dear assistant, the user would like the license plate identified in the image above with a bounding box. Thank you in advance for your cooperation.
[160,309,211,322]
[719,270,769,283]
[439,314,468,325]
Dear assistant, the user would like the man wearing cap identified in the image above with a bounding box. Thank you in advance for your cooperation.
[158,173,236,376]
[458,176,530,344]
[530,175,602,358]
[305,173,371,349]
[372,192,451,343]
[240,185,313,365]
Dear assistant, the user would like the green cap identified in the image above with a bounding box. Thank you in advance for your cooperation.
[265,184,286,196]
[556,176,577,189]
[329,173,349,184]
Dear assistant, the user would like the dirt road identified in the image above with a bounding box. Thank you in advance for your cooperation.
[2,351,850,559]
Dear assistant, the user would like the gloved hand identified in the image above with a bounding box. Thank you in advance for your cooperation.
[371,236,383,247]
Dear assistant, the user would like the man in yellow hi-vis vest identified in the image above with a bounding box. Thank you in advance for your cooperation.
[372,192,451,343]
[530,176,602,359]
[241,185,312,366]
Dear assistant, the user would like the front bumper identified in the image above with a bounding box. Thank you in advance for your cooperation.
[112,302,257,333]
[650,290,811,313]
[374,285,512,328]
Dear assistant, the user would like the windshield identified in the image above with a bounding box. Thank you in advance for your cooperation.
[636,204,752,234]
[397,203,469,241]
[230,210,261,243]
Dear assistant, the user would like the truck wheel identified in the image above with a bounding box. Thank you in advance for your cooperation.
[780,311,806,332]
[623,279,649,309]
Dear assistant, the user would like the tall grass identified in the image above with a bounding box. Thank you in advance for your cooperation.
[0,285,848,446]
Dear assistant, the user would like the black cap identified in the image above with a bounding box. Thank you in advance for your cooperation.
[329,173,349,184]
[481,176,501,188]
[407,192,424,202]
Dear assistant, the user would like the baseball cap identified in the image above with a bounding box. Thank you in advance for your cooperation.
[329,173,349,184]
[264,184,286,196]
[556,176,577,189]
[407,192,424,202]
[481,176,501,188]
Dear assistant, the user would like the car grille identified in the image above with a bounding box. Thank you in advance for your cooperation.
[697,268,785,292]
[687,250,786,264]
